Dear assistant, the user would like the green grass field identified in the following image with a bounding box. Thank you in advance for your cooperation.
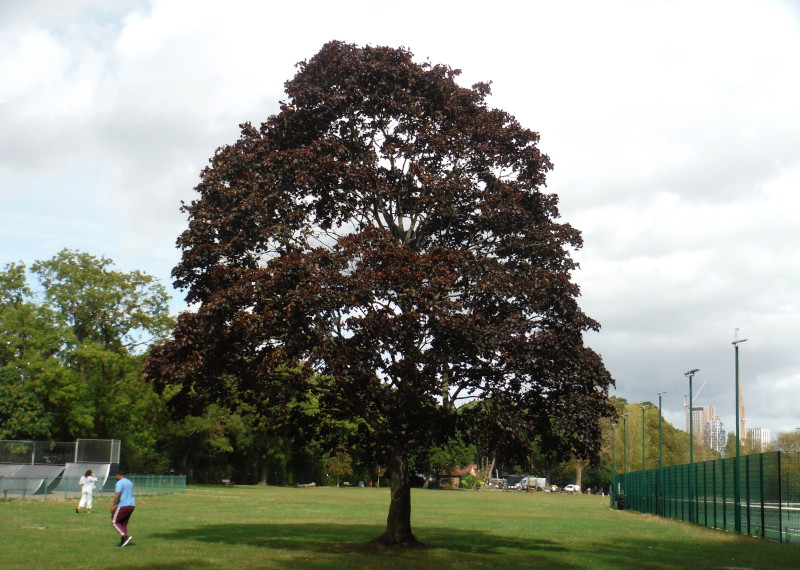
[2,485,798,569]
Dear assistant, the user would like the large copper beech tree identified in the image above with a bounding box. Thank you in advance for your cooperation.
[146,41,614,546]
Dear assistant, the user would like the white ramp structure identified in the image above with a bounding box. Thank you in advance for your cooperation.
[51,462,112,494]
[0,464,65,496]
[0,465,22,478]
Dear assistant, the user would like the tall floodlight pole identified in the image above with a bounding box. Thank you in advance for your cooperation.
[622,413,630,474]
[685,369,699,524]
[611,421,617,504]
[611,422,617,474]
[657,393,667,469]
[733,330,748,534]
[641,404,651,471]
[685,369,699,464]
[658,392,667,516]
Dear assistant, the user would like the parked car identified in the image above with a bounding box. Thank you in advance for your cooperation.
[563,484,580,494]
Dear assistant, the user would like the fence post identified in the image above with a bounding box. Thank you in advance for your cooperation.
[712,460,717,530]
[778,452,783,543]
[672,467,677,519]
[722,460,727,531]
[745,455,751,536]
[759,453,765,538]
[702,462,707,527]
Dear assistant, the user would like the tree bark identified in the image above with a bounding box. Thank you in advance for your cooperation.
[373,450,420,547]
[575,459,588,491]
[258,464,268,486]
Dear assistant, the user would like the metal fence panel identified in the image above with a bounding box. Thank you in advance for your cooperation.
[614,451,799,543]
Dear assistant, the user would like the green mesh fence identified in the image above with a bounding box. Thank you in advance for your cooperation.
[1,474,186,500]
[613,451,800,543]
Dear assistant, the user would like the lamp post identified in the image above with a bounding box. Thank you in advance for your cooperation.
[685,369,699,524]
[611,421,617,474]
[611,421,617,504]
[641,404,650,471]
[657,393,667,469]
[622,413,630,474]
[733,331,748,534]
[685,369,699,465]
[657,391,667,516]
[621,412,630,509]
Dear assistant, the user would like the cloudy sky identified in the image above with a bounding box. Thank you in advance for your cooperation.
[2,0,798,438]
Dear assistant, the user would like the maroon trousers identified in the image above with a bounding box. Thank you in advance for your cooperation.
[111,505,135,537]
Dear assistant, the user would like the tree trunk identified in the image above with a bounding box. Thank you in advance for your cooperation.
[486,451,496,482]
[373,450,420,547]
[575,459,588,492]
[258,463,268,486]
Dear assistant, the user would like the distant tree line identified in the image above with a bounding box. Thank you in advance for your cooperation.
[2,250,795,489]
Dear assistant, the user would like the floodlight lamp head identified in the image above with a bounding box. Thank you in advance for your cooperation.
[685,368,699,377]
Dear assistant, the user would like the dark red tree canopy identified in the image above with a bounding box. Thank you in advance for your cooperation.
[147,40,613,466]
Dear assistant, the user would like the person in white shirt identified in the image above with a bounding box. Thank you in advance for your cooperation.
[76,469,98,513]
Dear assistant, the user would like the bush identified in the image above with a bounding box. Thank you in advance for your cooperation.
[460,474,481,489]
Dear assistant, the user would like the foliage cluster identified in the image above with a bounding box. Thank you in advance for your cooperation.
[0,250,172,471]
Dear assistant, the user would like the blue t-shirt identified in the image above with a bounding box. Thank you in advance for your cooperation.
[115,477,136,507]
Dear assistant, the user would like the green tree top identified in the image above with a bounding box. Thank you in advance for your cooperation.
[31,249,172,352]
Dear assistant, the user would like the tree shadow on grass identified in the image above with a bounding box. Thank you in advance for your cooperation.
[152,521,568,557]
[148,523,800,569]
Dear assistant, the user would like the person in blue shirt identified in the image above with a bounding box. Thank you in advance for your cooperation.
[110,469,136,547]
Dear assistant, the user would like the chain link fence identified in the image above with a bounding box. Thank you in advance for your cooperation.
[613,451,800,543]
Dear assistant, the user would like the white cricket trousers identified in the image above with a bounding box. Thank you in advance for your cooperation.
[79,489,94,509]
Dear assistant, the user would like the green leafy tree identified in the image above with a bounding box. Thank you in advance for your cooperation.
[414,434,476,488]
[324,448,354,487]
[29,250,173,445]
[0,253,174,470]
[147,41,614,546]
[724,432,739,458]
[31,249,172,357]
[0,263,65,439]
[775,430,800,454]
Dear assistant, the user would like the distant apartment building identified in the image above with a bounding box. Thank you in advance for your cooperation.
[705,418,726,455]
[746,427,771,450]
[686,404,716,438]
[686,404,726,455]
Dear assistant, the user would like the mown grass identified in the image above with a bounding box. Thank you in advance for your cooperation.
[1,485,798,568]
